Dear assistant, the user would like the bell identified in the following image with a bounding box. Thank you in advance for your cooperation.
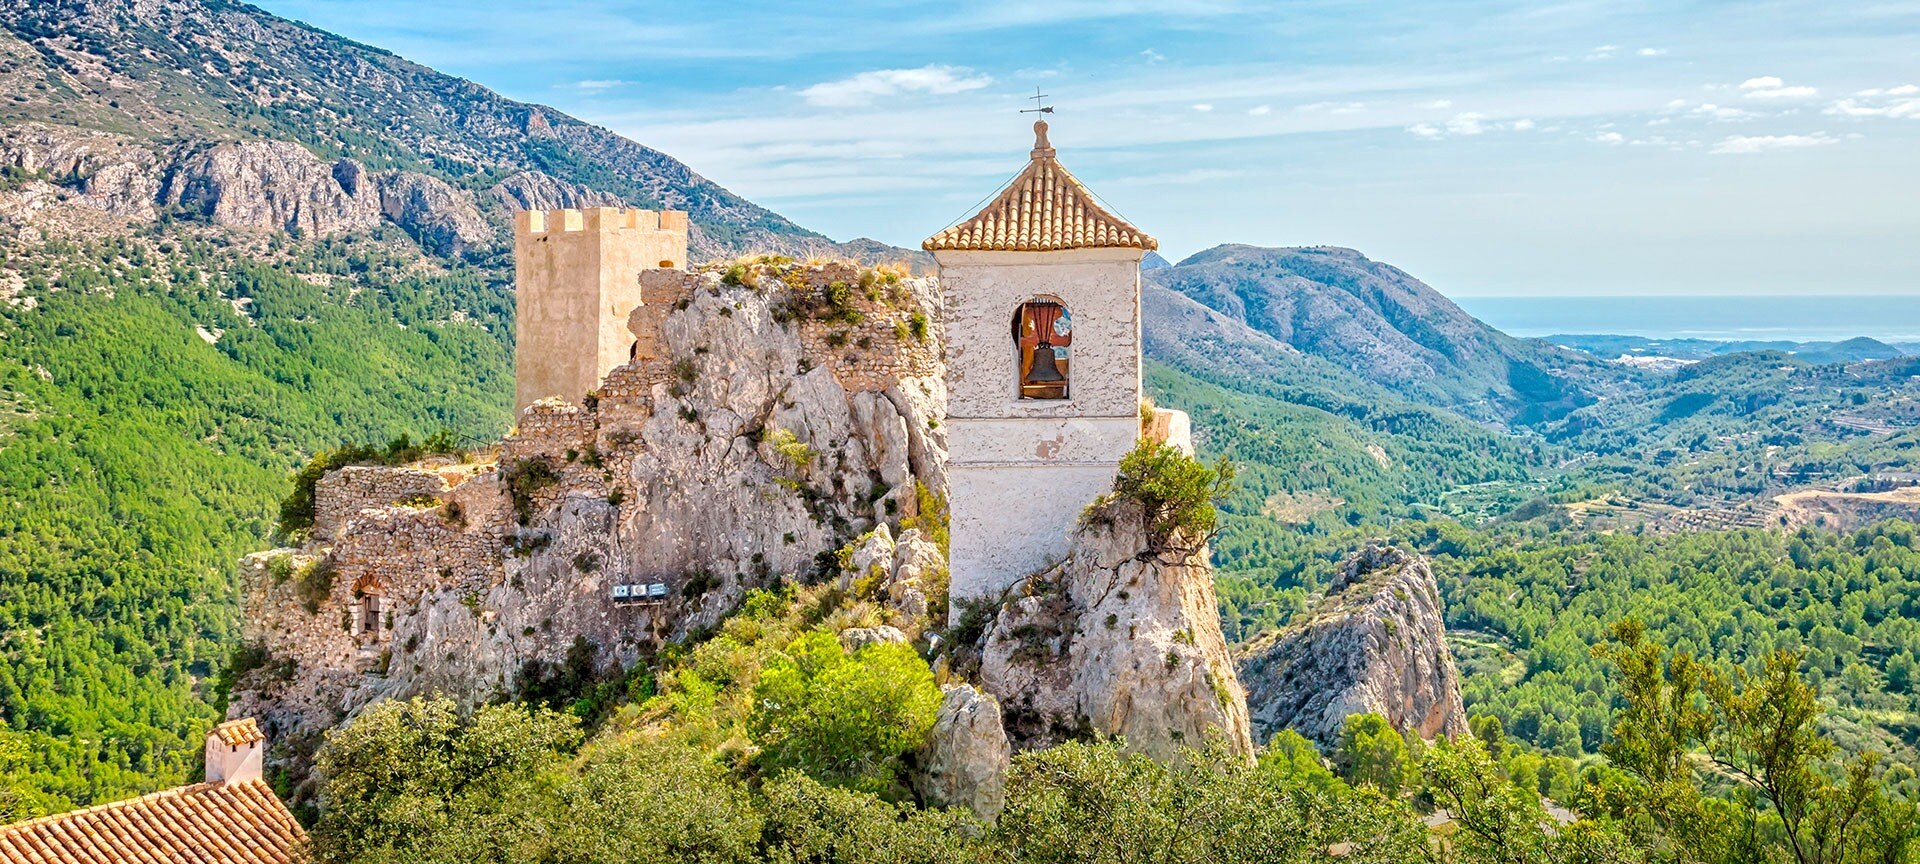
[1028,343,1065,383]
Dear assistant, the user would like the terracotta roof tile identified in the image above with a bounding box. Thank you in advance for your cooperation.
[924,120,1156,253]
[209,719,265,748]
[0,780,305,864]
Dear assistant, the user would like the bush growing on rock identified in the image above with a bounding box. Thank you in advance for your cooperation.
[1102,440,1236,550]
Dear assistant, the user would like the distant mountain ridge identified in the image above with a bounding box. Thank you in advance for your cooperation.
[0,0,903,260]
[1145,244,1627,428]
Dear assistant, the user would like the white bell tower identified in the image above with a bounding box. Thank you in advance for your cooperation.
[925,119,1157,609]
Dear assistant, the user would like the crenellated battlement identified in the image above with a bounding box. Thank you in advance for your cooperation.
[513,207,691,414]
[514,207,690,238]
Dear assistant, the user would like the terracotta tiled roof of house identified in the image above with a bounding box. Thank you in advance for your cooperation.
[210,718,265,748]
[0,779,305,864]
[924,120,1156,253]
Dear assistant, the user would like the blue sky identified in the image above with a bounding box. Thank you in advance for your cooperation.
[259,0,1920,296]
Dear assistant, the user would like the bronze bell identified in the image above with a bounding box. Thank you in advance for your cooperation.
[1028,342,1065,383]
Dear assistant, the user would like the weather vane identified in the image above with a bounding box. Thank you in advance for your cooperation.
[1021,86,1053,115]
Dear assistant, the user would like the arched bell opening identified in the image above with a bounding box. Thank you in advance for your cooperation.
[1011,298,1072,400]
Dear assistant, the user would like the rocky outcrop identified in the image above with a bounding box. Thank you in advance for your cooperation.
[974,497,1254,761]
[376,171,491,255]
[161,141,382,235]
[913,684,1011,819]
[489,170,622,213]
[1238,543,1469,748]
[231,261,947,742]
[0,124,160,218]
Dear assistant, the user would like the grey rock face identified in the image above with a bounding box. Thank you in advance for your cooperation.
[232,265,949,742]
[913,684,1010,820]
[976,497,1254,761]
[376,171,492,255]
[161,140,381,235]
[489,170,622,213]
[1238,543,1470,748]
[0,124,161,218]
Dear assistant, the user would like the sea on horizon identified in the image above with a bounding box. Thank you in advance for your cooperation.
[1452,295,1920,345]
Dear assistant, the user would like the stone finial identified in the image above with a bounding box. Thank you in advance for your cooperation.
[1031,119,1054,158]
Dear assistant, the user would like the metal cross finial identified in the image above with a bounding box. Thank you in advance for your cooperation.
[1020,86,1053,115]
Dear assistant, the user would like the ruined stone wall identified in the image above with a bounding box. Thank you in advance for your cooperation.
[235,261,949,751]
[312,466,449,541]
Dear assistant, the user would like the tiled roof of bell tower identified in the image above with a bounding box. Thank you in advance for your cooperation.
[923,120,1157,253]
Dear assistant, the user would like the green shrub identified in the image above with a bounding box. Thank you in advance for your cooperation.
[749,631,941,796]
[1108,440,1237,548]
[768,427,815,471]
[295,557,337,614]
[505,457,560,525]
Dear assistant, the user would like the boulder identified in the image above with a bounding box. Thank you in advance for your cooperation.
[913,684,1010,820]
[839,625,907,650]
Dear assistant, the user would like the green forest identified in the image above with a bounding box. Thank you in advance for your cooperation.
[293,556,1920,864]
[0,227,512,813]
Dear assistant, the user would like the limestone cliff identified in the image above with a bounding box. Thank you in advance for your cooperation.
[1237,543,1469,748]
[230,260,946,748]
[970,496,1255,760]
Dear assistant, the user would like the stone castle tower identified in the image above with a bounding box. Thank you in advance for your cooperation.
[513,207,689,414]
[925,119,1158,604]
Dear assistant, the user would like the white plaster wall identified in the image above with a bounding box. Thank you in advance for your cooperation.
[947,416,1137,466]
[950,462,1118,602]
[937,248,1144,420]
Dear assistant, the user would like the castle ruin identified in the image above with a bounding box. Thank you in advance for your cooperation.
[513,207,689,414]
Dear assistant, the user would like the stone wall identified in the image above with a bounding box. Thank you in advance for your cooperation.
[234,261,949,750]
[312,466,449,541]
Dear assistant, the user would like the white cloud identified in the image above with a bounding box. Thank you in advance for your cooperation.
[1892,84,1920,96]
[1692,103,1759,122]
[1739,76,1817,100]
[800,65,992,107]
[1407,123,1443,139]
[1637,47,1665,57]
[1711,133,1839,154]
[1594,131,1625,144]
[1827,95,1920,119]
[1446,112,1487,135]
[1511,118,1536,131]
[1585,44,1618,61]
[1247,104,1271,116]
[1140,48,1165,63]
[573,79,625,92]
[1299,101,1367,114]
[1192,103,1214,112]
[1427,99,1453,109]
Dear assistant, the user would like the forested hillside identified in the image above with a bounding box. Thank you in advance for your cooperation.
[0,224,512,813]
